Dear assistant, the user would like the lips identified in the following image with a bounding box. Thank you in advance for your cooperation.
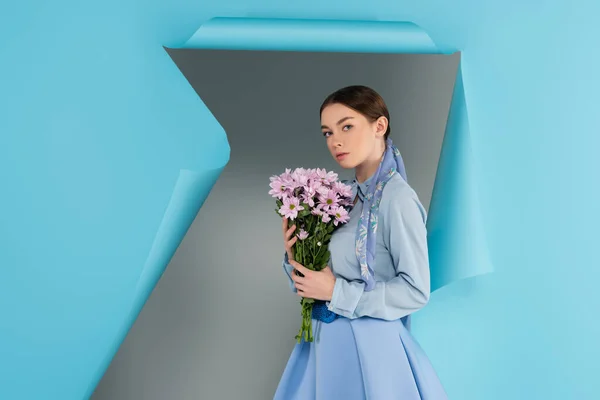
[336,152,349,160]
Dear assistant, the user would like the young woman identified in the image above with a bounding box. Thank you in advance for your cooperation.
[273,85,447,400]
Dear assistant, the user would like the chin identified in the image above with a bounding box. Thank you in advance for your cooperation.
[336,159,356,169]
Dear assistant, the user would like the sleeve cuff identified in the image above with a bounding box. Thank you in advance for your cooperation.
[327,277,364,319]
[282,252,297,292]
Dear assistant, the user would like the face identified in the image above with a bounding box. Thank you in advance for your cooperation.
[320,103,387,169]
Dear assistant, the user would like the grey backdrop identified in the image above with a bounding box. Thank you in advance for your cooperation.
[92,49,459,399]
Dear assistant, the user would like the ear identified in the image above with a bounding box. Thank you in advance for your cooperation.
[375,116,388,137]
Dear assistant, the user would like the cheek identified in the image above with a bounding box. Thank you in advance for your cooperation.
[351,130,369,151]
[326,138,334,151]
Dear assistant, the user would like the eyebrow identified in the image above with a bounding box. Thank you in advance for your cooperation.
[321,116,354,130]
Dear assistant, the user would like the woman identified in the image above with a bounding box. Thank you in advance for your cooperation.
[273,85,447,400]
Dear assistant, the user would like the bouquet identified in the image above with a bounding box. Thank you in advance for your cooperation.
[269,167,354,343]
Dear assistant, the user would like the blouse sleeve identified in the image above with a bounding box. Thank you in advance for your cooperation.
[282,252,298,293]
[326,189,431,320]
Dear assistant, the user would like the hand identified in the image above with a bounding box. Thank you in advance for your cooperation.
[289,260,336,301]
[282,217,298,260]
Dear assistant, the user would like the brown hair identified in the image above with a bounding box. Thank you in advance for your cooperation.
[320,85,391,141]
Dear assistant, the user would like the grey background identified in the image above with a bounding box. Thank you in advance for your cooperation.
[92,49,459,400]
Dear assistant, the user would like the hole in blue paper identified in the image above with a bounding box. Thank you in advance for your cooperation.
[93,49,463,398]
[165,49,460,212]
[160,48,459,383]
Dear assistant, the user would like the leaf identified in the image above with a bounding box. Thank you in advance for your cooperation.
[314,256,323,268]
[314,250,330,269]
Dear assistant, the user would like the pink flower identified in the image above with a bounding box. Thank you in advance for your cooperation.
[292,168,310,187]
[301,185,317,207]
[314,168,326,179]
[268,177,287,198]
[281,168,293,181]
[330,205,350,226]
[310,184,326,201]
[278,196,305,220]
[339,197,354,207]
[333,181,353,199]
[311,204,325,217]
[307,168,320,181]
[297,229,309,240]
[314,168,338,185]
[319,189,339,210]
[321,212,332,223]
[316,185,330,197]
[307,178,323,192]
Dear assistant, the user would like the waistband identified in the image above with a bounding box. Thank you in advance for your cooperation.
[312,302,412,330]
[312,300,339,323]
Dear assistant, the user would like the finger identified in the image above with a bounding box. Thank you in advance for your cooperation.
[285,239,296,255]
[291,269,305,283]
[286,236,298,249]
[282,217,288,234]
[285,224,296,239]
[288,224,296,234]
[290,261,310,276]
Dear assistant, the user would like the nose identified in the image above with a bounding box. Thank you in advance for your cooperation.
[329,132,343,148]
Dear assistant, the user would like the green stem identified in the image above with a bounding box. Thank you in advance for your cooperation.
[295,299,314,343]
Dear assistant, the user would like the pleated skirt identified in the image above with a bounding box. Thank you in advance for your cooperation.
[274,316,447,400]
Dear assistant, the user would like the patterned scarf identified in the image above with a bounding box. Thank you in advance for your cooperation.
[355,138,407,292]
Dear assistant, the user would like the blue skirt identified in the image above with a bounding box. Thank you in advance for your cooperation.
[274,316,447,399]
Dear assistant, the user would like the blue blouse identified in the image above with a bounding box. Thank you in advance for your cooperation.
[282,171,431,321]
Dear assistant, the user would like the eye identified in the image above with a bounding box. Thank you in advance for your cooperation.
[322,131,332,138]
[342,124,353,131]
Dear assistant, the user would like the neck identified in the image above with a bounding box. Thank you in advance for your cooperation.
[355,140,386,183]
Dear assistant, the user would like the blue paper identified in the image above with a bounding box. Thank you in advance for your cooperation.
[0,14,493,399]
[184,17,455,53]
